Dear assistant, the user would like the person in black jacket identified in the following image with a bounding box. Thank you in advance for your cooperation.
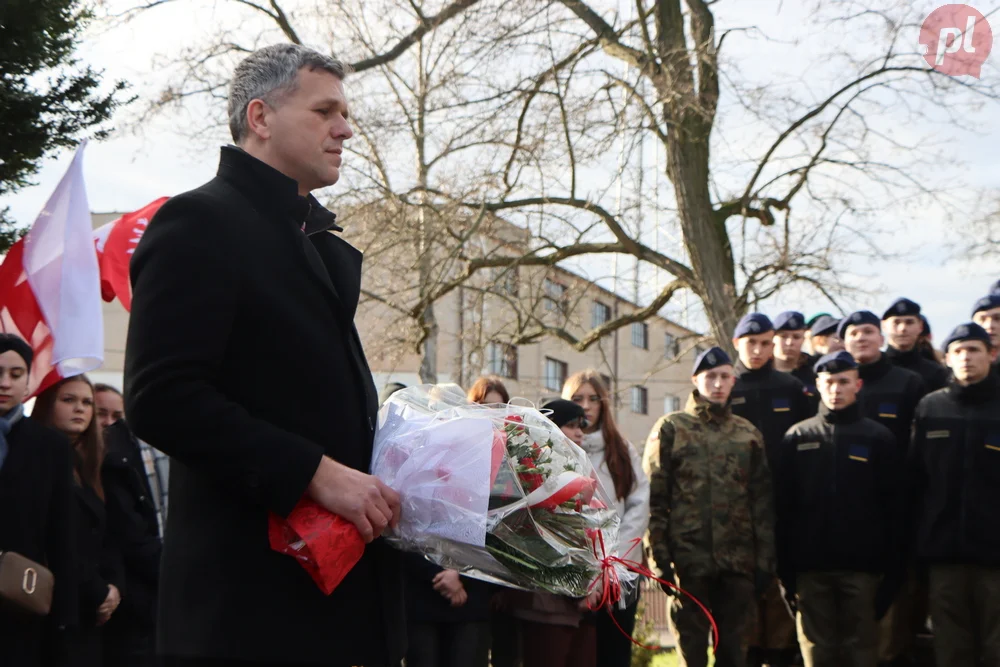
[772,311,818,395]
[881,298,950,392]
[730,313,813,667]
[808,316,844,357]
[839,310,926,667]
[124,44,403,667]
[33,374,125,667]
[776,351,902,667]
[0,335,78,667]
[972,294,1000,378]
[908,322,1000,667]
[99,394,162,667]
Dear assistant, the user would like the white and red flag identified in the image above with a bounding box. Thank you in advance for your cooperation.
[93,197,167,310]
[0,143,104,397]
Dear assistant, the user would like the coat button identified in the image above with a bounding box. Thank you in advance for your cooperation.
[139,495,146,502]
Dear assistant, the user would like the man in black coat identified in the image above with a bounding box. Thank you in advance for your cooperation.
[100,400,162,667]
[908,323,1000,667]
[124,44,403,667]
[772,310,818,395]
[776,351,903,667]
[881,298,950,392]
[0,334,77,667]
[730,313,813,667]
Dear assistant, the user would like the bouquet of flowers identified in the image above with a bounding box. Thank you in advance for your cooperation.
[270,384,635,601]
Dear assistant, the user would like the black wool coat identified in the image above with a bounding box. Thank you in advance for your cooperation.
[0,416,78,667]
[124,146,403,666]
[101,419,161,637]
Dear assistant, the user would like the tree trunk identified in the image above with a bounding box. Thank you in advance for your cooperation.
[415,40,439,384]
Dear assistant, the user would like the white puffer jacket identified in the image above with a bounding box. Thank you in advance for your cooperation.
[580,429,651,561]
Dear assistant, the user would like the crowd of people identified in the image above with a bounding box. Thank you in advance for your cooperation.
[2,41,999,667]
[0,337,167,667]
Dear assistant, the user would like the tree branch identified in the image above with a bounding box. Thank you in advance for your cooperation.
[557,0,650,69]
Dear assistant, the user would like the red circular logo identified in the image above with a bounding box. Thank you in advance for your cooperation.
[919,4,993,78]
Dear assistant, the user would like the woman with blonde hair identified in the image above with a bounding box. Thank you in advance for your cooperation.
[34,374,124,667]
[562,370,650,667]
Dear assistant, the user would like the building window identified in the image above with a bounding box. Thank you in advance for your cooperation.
[592,301,611,328]
[664,395,681,414]
[487,342,518,379]
[543,279,567,313]
[631,322,649,350]
[664,333,679,358]
[491,267,519,296]
[631,386,649,415]
[544,357,568,392]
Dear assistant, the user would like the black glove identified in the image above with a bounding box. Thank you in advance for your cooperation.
[874,573,903,621]
[658,565,680,598]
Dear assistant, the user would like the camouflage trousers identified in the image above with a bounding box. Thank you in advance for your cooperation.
[669,573,757,667]
[795,571,879,667]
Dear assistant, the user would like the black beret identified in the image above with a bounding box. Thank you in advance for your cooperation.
[837,311,881,339]
[813,350,858,374]
[990,279,1000,296]
[882,297,921,320]
[920,315,931,337]
[774,311,806,332]
[809,315,840,337]
[692,346,733,376]
[942,322,992,352]
[541,398,587,428]
[733,313,774,338]
[972,294,1000,317]
[0,334,33,369]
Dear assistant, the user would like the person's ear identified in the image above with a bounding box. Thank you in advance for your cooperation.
[246,99,273,141]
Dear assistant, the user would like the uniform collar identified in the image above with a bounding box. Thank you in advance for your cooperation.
[950,373,999,405]
[735,358,774,380]
[885,345,920,367]
[216,146,342,236]
[686,390,731,423]
[819,399,862,424]
[858,352,892,383]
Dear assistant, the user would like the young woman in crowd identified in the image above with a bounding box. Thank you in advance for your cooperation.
[562,370,650,667]
[34,374,124,667]
[467,375,511,405]
[0,335,78,667]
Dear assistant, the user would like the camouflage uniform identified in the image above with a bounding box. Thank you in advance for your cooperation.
[643,391,776,667]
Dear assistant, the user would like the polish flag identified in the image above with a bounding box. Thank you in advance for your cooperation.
[93,197,168,310]
[0,143,104,397]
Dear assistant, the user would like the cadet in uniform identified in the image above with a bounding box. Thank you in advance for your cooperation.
[809,316,844,357]
[776,352,903,667]
[773,311,817,395]
[882,298,949,392]
[908,322,1000,667]
[972,294,1000,378]
[839,311,926,667]
[644,347,775,667]
[729,313,813,667]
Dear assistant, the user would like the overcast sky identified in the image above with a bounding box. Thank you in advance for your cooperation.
[3,0,998,342]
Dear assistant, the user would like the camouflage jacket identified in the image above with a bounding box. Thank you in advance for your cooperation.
[642,390,776,580]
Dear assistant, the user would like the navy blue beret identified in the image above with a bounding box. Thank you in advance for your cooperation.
[920,315,931,336]
[972,294,1000,317]
[882,297,921,320]
[813,350,858,374]
[692,346,733,375]
[809,315,840,337]
[837,311,881,339]
[990,280,1000,296]
[942,322,992,352]
[774,311,806,332]
[733,313,774,339]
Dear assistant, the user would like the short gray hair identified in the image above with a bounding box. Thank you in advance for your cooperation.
[228,44,348,143]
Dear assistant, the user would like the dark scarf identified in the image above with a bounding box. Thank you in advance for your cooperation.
[0,403,25,472]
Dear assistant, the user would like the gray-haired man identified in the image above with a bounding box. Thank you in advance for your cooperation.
[124,44,403,667]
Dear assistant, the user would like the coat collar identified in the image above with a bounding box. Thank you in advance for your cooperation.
[685,390,732,424]
[216,146,342,236]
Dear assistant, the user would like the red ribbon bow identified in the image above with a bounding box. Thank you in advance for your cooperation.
[587,532,719,654]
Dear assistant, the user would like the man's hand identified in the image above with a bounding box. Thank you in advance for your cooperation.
[307,456,400,543]
[433,570,466,606]
[96,584,121,626]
